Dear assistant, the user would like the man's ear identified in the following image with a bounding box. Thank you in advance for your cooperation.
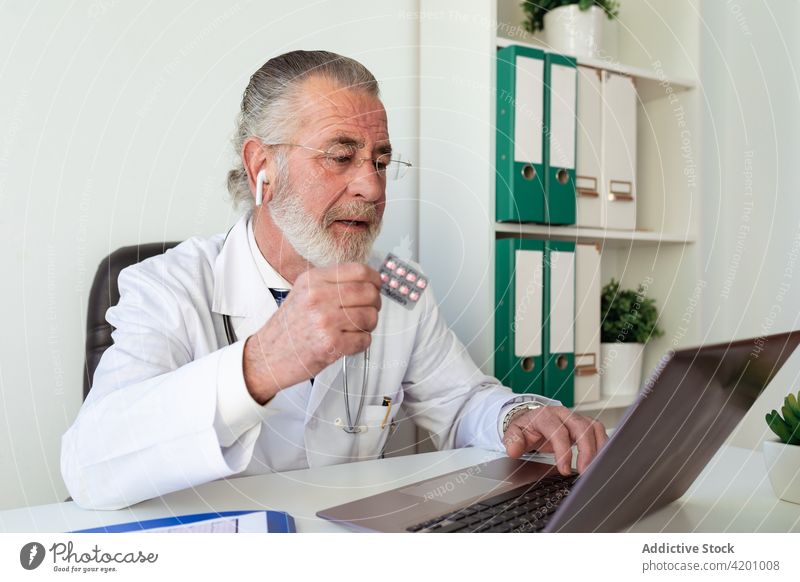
[242,137,272,205]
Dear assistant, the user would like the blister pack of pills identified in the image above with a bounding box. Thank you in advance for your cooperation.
[379,254,428,310]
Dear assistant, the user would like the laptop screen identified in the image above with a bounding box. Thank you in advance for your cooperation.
[546,331,800,532]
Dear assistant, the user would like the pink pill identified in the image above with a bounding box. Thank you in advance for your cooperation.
[409,291,420,301]
[399,285,409,295]
[396,266,407,276]
[405,272,417,283]
[389,278,399,289]
[380,272,389,283]
[416,279,427,289]
[385,260,396,270]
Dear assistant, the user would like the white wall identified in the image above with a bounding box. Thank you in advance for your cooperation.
[0,0,419,510]
[699,0,800,448]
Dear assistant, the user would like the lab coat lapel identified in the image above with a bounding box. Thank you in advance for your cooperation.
[211,213,275,323]
[305,359,343,425]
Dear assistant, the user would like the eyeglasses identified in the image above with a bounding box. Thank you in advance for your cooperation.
[263,142,412,181]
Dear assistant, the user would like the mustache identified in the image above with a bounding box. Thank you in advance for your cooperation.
[323,201,379,228]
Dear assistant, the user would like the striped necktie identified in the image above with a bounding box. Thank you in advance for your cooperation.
[269,288,290,306]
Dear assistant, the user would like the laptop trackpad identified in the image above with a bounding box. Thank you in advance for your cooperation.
[400,475,511,506]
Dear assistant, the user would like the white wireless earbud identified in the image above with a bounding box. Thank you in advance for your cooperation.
[255,169,269,206]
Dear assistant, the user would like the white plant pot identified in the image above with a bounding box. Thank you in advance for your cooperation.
[763,439,800,504]
[600,342,645,398]
[544,4,606,59]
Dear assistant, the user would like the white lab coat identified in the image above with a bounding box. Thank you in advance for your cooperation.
[61,213,550,510]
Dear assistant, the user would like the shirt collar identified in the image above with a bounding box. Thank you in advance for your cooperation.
[211,211,291,317]
[246,214,292,292]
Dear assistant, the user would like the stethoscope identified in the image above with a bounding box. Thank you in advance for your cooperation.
[222,298,370,434]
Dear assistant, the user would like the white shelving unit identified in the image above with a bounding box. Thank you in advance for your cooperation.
[419,0,702,427]
[495,223,695,248]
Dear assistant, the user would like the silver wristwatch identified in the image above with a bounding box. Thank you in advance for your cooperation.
[502,401,545,434]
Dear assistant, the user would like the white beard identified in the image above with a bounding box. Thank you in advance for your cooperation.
[268,177,381,267]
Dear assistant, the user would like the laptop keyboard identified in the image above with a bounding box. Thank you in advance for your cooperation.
[405,474,578,533]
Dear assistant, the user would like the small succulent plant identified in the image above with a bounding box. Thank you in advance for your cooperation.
[766,392,800,445]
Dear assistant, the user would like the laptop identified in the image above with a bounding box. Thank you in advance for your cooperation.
[317,331,800,532]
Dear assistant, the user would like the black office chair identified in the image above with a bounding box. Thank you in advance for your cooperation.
[83,242,180,399]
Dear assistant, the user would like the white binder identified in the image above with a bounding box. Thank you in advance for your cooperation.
[515,55,544,170]
[575,65,604,228]
[548,62,577,182]
[514,249,544,359]
[549,249,575,360]
[574,243,601,404]
[601,71,637,230]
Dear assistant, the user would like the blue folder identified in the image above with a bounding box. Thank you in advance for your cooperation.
[72,510,296,533]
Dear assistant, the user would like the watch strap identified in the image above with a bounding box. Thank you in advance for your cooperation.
[502,401,544,434]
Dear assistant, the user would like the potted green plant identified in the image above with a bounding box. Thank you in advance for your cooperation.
[764,393,800,504]
[521,0,620,59]
[599,278,663,397]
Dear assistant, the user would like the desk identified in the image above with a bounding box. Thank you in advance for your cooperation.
[1,445,798,533]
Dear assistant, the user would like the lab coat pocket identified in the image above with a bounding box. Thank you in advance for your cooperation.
[350,391,404,461]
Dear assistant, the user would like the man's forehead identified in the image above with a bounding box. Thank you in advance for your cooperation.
[293,76,389,144]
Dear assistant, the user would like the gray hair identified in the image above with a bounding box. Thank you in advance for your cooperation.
[227,50,381,208]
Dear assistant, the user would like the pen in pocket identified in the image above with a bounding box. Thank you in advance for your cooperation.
[380,396,393,429]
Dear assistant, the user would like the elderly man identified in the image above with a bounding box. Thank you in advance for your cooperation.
[61,50,607,510]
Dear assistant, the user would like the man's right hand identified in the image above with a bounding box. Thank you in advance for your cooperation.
[242,263,382,404]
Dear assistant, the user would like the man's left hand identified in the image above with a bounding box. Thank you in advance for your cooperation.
[502,406,608,475]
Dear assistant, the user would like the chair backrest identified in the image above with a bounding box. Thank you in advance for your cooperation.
[83,242,180,399]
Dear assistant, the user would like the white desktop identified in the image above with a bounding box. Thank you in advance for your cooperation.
[0,444,797,533]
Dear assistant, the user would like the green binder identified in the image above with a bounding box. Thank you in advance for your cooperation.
[496,45,546,223]
[496,238,576,405]
[544,53,578,225]
[543,240,575,406]
[495,238,546,396]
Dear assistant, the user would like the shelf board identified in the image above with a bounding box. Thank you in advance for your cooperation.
[496,35,695,102]
[573,392,638,412]
[494,223,695,248]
